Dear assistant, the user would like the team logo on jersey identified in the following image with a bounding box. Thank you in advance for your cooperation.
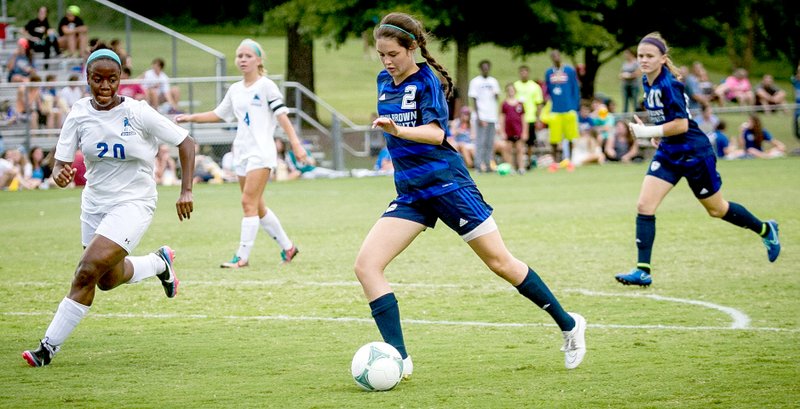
[244,112,250,126]
[251,94,264,107]
[650,161,661,172]
[120,117,136,136]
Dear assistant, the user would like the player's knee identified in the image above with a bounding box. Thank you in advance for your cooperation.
[705,206,726,218]
[72,262,103,289]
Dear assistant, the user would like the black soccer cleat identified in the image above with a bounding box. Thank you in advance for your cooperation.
[22,340,59,367]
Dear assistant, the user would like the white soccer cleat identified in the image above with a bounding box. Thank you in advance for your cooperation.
[401,356,413,379]
[561,312,586,369]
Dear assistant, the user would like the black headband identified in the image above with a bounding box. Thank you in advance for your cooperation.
[640,37,667,54]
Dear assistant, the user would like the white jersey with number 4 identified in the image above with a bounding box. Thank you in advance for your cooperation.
[55,97,189,214]
[213,76,289,170]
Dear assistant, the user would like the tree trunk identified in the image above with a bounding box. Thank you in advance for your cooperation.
[286,23,318,122]
[581,48,599,101]
[456,38,470,113]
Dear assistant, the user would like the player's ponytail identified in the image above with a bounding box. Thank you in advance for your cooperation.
[374,12,453,98]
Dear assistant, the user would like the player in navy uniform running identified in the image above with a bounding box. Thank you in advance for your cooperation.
[614,33,781,287]
[22,49,195,367]
[355,12,587,378]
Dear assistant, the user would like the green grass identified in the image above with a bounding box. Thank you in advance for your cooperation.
[1,158,799,408]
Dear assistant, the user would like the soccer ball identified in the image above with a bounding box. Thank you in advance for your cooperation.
[497,162,513,176]
[351,342,403,391]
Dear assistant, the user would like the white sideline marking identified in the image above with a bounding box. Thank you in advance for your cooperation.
[4,281,790,332]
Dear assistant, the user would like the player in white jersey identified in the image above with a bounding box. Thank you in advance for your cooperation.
[22,49,196,367]
[176,38,306,268]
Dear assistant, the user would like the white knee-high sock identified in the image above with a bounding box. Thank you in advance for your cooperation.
[237,216,260,261]
[127,254,166,284]
[44,297,90,346]
[260,210,292,250]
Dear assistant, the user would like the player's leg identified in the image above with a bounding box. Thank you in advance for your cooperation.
[258,198,298,263]
[222,169,269,268]
[615,175,674,286]
[549,113,564,166]
[355,211,428,365]
[700,191,780,262]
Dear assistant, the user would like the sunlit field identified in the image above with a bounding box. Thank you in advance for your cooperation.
[1,158,798,408]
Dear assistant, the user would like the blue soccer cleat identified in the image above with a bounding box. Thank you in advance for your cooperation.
[615,268,652,287]
[155,246,179,298]
[763,220,780,263]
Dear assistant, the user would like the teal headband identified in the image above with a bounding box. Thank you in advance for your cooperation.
[241,40,262,57]
[86,49,121,67]
[380,24,416,40]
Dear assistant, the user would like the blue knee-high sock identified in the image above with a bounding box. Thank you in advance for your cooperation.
[722,201,765,235]
[516,268,575,331]
[636,214,656,273]
[369,293,408,359]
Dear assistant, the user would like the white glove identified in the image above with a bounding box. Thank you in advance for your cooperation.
[629,123,664,139]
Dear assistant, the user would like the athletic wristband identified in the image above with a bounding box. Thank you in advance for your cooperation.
[629,123,664,139]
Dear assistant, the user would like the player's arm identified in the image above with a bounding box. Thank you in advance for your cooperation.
[628,115,688,139]
[174,111,221,123]
[277,113,307,164]
[52,160,76,188]
[175,136,195,221]
[372,117,444,145]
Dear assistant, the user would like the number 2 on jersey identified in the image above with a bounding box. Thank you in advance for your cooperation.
[97,142,126,159]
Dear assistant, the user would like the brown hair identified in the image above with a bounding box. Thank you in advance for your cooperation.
[748,114,764,148]
[373,12,453,98]
[640,32,681,81]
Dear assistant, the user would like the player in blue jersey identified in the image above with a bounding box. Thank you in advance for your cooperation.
[614,33,781,287]
[22,49,196,367]
[355,12,587,379]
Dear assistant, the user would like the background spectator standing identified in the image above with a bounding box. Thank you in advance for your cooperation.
[7,38,36,83]
[142,57,181,114]
[715,68,755,106]
[754,74,787,113]
[544,49,581,171]
[619,49,641,113]
[468,60,501,173]
[21,6,60,60]
[57,5,89,58]
[498,83,528,174]
[513,65,544,169]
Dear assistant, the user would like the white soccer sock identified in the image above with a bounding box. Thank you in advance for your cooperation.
[237,216,260,261]
[43,297,90,346]
[260,210,292,250]
[127,254,166,284]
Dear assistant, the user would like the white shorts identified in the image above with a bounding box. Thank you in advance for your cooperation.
[81,201,155,254]
[235,154,274,176]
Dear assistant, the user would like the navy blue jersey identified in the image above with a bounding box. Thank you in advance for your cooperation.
[642,69,712,154]
[377,63,475,203]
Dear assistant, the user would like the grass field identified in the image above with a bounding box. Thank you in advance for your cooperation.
[1,158,798,408]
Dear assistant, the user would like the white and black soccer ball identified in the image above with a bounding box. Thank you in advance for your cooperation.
[350,341,403,391]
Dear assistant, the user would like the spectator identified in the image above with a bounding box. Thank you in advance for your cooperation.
[514,65,545,169]
[118,67,146,101]
[715,68,755,106]
[7,38,36,83]
[619,48,641,113]
[374,145,393,172]
[604,121,641,163]
[793,63,800,141]
[468,59,501,173]
[544,49,581,171]
[695,105,720,137]
[448,106,476,169]
[571,122,605,167]
[690,62,719,107]
[708,120,743,159]
[590,97,615,146]
[0,149,19,190]
[15,75,46,127]
[278,138,349,180]
[739,114,786,159]
[57,74,86,111]
[24,146,53,189]
[109,38,132,68]
[192,144,224,184]
[57,5,89,58]
[154,144,178,186]
[754,74,787,113]
[498,83,528,174]
[21,6,60,60]
[41,73,68,128]
[142,57,181,114]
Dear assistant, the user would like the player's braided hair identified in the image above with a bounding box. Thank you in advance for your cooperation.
[374,12,454,98]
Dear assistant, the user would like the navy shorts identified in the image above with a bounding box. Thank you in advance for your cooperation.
[382,186,493,236]
[647,147,722,199]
